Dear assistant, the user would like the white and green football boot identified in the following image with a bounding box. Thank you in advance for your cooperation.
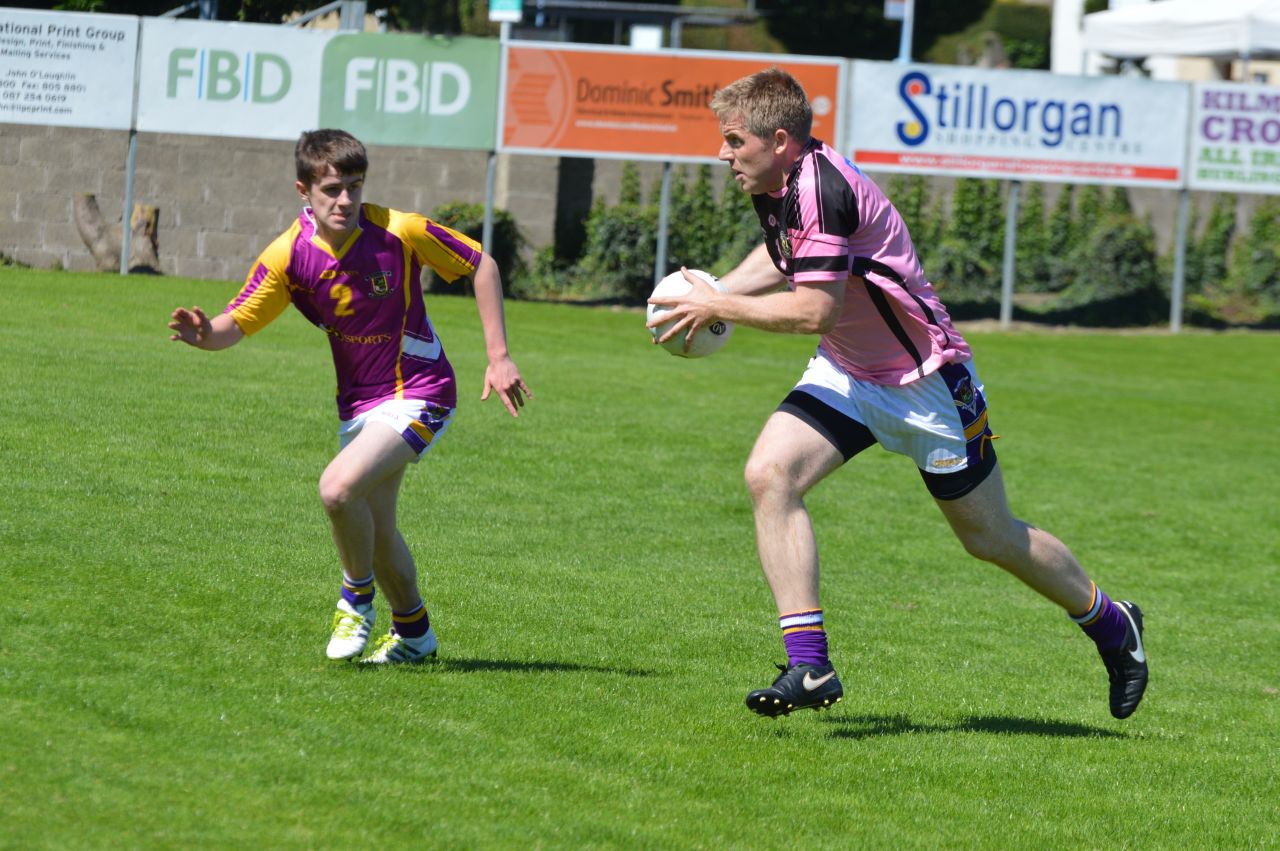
[326,599,375,661]
[361,629,438,665]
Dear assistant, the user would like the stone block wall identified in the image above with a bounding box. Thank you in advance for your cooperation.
[0,121,1266,280]
[0,123,560,282]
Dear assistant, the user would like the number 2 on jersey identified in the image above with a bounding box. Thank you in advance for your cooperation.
[330,283,355,317]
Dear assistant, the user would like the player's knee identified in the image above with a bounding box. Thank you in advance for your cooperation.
[743,456,791,504]
[318,474,357,515]
[956,527,1015,566]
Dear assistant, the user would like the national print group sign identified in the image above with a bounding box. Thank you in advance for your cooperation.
[502,43,844,162]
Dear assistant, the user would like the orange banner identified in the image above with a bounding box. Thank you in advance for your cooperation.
[503,46,842,160]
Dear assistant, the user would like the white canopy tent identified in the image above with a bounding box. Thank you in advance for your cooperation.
[1082,0,1280,63]
[1077,1,1280,332]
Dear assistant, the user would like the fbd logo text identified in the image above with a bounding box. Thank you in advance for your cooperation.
[343,59,471,115]
[167,48,292,103]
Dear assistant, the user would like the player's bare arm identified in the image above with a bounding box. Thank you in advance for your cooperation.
[470,252,532,417]
[649,276,844,345]
[718,243,787,296]
[168,306,245,350]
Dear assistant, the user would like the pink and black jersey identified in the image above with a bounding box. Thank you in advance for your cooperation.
[752,140,971,385]
[226,204,480,419]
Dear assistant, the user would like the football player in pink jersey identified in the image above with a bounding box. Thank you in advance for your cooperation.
[649,69,1146,719]
[169,130,531,664]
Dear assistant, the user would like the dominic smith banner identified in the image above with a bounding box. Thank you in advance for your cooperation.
[502,43,843,162]
[847,60,1188,188]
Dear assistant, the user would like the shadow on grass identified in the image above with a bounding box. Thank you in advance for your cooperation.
[350,656,655,678]
[820,714,1125,740]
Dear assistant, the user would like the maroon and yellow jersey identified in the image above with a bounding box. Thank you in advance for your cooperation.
[227,204,480,419]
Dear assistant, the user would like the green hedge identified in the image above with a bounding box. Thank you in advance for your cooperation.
[433,164,1279,328]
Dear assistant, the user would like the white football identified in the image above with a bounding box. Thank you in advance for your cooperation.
[646,269,734,358]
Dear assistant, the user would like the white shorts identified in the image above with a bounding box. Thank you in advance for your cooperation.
[786,348,995,477]
[338,398,455,462]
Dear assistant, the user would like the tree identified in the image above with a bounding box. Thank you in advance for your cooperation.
[758,0,994,61]
[1015,182,1051,292]
[1045,185,1075,292]
[1196,194,1237,293]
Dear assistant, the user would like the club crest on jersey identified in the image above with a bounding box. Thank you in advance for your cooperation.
[366,271,393,298]
[952,374,980,416]
[778,232,793,259]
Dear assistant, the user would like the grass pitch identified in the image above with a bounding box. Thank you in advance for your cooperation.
[1,268,1277,848]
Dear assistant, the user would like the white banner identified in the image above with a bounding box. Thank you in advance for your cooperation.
[847,60,1189,187]
[0,8,138,131]
[1189,81,1280,194]
[137,18,333,140]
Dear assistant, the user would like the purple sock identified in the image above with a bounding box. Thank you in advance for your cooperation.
[341,573,374,607]
[780,609,829,667]
[391,603,431,639]
[1070,584,1127,650]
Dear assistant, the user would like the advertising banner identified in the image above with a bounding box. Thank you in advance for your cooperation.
[0,8,138,131]
[847,60,1189,187]
[502,43,843,161]
[1189,81,1280,194]
[137,18,333,140]
[318,34,499,150]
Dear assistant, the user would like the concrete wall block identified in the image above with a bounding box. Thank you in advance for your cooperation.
[199,230,262,268]
[0,218,43,254]
[19,133,77,166]
[0,133,20,165]
[10,248,60,269]
[134,144,182,175]
[58,252,100,273]
[161,227,199,259]
[172,255,233,283]
[0,162,50,194]
[17,193,74,224]
[44,166,107,196]
[233,149,288,176]
[43,220,91,254]
[169,200,229,231]
[228,205,289,235]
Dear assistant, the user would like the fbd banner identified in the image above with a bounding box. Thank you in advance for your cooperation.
[846,60,1189,187]
[318,34,499,150]
[137,18,334,140]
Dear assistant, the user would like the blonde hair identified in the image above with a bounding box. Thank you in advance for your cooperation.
[710,67,812,143]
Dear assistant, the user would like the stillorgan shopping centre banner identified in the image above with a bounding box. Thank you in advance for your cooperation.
[846,60,1189,188]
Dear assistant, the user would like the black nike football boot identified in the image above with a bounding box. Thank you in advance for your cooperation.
[745,662,843,717]
[1097,600,1148,719]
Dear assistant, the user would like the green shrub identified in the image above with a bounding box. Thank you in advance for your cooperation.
[1042,212,1166,326]
[423,202,527,297]
[1206,196,1280,325]
[573,164,660,300]
[1045,184,1075,292]
[1015,182,1052,292]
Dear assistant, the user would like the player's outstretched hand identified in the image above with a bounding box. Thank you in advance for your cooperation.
[169,306,211,347]
[481,355,532,418]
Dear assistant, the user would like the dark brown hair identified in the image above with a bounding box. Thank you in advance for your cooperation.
[295,129,368,186]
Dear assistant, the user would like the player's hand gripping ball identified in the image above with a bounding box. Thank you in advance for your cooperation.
[646,269,734,358]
